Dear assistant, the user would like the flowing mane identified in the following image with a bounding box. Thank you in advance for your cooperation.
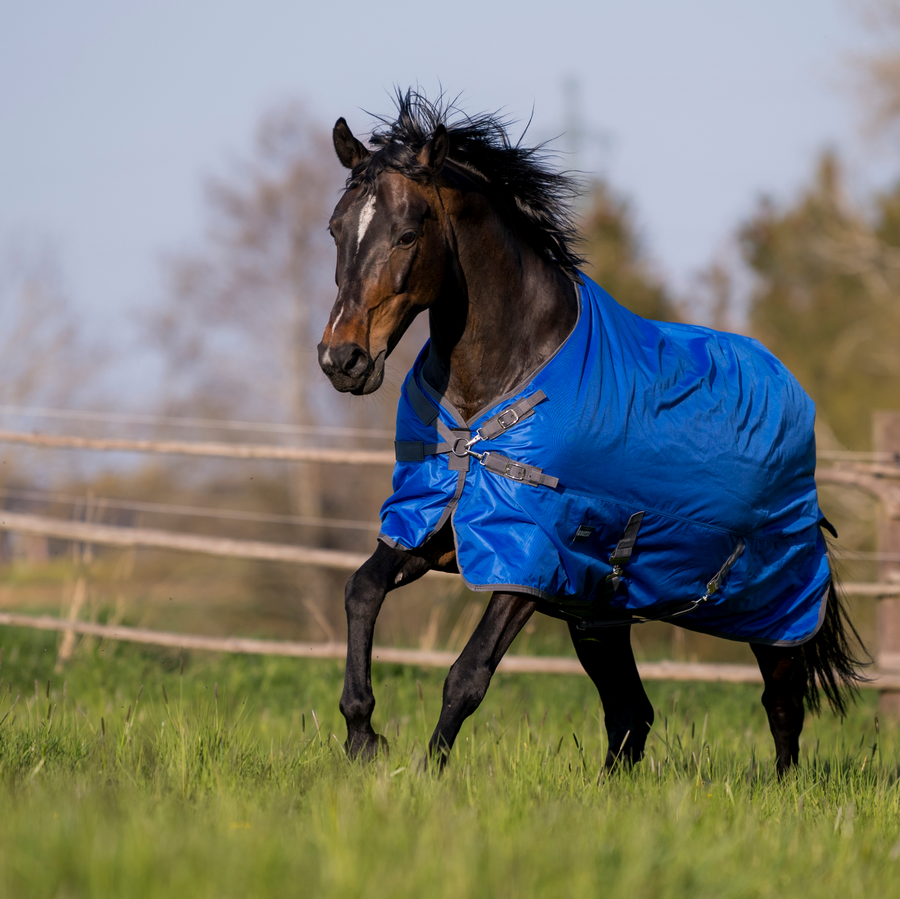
[347,90,585,277]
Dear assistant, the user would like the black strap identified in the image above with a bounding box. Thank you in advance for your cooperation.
[406,377,441,427]
[481,452,559,488]
[609,511,645,566]
[395,441,450,462]
[477,391,548,440]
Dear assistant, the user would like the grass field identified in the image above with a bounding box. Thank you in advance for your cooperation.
[1,626,898,898]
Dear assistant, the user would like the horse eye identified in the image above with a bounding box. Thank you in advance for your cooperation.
[327,226,338,243]
[398,230,417,246]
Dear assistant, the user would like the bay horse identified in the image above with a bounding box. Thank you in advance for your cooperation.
[317,92,866,774]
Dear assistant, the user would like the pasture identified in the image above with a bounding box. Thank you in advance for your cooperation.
[0,626,897,898]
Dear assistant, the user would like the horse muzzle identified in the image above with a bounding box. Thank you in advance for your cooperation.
[318,342,386,395]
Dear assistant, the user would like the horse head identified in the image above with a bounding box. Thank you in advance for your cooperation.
[317,117,454,395]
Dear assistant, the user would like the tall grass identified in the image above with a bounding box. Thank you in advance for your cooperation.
[1,626,898,898]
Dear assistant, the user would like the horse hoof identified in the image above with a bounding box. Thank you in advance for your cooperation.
[345,732,389,761]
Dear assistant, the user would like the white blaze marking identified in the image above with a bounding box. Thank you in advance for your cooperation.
[331,304,345,333]
[355,195,377,253]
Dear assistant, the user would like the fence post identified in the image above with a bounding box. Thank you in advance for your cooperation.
[875,412,900,716]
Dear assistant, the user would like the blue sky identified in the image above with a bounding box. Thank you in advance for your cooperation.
[0,0,886,395]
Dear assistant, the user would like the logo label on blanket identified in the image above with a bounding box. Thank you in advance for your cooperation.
[573,524,595,542]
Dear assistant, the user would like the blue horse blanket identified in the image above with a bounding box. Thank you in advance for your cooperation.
[379,274,831,645]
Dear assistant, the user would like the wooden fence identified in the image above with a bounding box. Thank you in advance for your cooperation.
[1,412,899,703]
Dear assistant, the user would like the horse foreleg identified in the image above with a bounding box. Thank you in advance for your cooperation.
[341,541,431,759]
[568,622,654,768]
[428,592,536,767]
[751,642,807,776]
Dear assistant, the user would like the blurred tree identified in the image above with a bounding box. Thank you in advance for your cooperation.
[153,102,337,439]
[0,241,87,410]
[740,152,900,448]
[0,240,99,559]
[855,0,900,140]
[577,180,678,321]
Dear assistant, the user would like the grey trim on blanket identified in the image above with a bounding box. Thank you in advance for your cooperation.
[377,533,410,551]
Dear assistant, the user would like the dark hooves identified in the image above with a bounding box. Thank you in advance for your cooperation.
[345,732,389,761]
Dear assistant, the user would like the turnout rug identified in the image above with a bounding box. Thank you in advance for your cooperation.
[379,274,831,645]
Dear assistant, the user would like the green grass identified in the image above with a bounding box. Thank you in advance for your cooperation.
[1,627,899,898]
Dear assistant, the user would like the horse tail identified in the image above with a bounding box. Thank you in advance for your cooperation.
[799,553,870,717]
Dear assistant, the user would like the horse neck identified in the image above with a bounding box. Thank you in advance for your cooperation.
[423,202,577,422]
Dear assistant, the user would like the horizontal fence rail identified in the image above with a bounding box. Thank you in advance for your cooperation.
[0,510,370,570]
[3,427,899,474]
[0,405,395,440]
[0,430,395,465]
[0,611,893,689]
[0,405,896,458]
[0,510,896,594]
[0,487,381,533]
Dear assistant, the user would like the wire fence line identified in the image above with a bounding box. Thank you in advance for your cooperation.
[0,611,895,689]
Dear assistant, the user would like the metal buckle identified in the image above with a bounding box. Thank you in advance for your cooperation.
[451,437,470,457]
[452,434,484,460]
[497,408,520,430]
[504,460,527,481]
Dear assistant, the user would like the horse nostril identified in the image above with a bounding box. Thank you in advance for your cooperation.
[344,347,370,377]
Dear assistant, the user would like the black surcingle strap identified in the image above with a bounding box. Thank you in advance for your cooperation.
[609,512,645,567]
[605,511,645,593]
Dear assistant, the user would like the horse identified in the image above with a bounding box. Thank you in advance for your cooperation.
[317,91,866,775]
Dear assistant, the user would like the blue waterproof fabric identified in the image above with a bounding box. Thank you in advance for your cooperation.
[379,274,831,645]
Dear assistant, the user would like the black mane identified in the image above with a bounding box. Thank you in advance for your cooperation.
[349,90,584,277]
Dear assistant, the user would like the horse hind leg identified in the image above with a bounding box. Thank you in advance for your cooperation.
[568,622,654,768]
[750,643,807,776]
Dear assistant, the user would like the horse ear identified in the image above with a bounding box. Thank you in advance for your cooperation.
[333,118,369,170]
[416,124,449,172]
